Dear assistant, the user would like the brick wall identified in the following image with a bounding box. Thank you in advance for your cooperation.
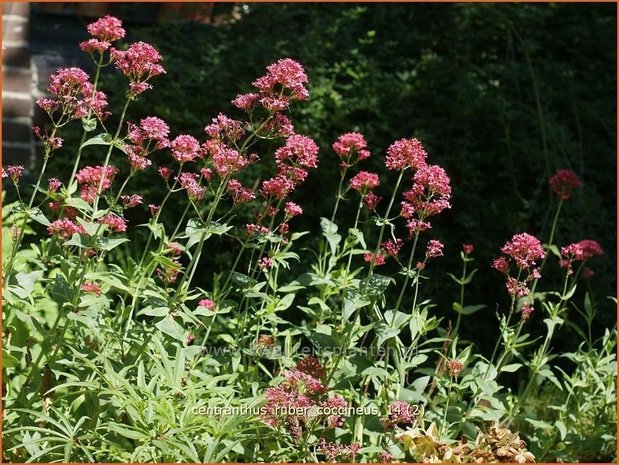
[2,2,34,167]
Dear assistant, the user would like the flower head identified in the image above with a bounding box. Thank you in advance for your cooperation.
[549,169,581,200]
[463,244,474,255]
[500,233,546,271]
[332,132,370,166]
[2,165,25,183]
[350,171,380,192]
[81,281,102,296]
[227,179,255,205]
[385,138,427,171]
[86,15,125,42]
[99,213,127,233]
[75,165,119,203]
[253,58,309,104]
[205,113,245,143]
[425,240,444,259]
[381,238,403,258]
[177,172,206,201]
[112,41,165,96]
[447,359,464,377]
[170,134,201,163]
[198,299,216,311]
[120,194,143,208]
[284,201,303,218]
[47,219,87,239]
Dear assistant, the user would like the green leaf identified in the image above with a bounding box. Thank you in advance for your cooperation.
[15,270,43,295]
[28,208,50,226]
[500,363,522,373]
[80,133,113,150]
[375,323,400,346]
[2,349,20,368]
[97,237,129,252]
[155,315,186,341]
[452,303,485,315]
[359,274,392,297]
[320,217,341,254]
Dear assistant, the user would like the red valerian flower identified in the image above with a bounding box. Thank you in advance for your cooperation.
[275,134,319,169]
[381,238,403,258]
[2,165,25,182]
[81,281,102,296]
[99,213,128,232]
[75,165,119,203]
[204,113,245,143]
[385,137,427,171]
[349,171,380,192]
[120,194,143,208]
[198,299,216,311]
[363,251,386,266]
[500,233,546,270]
[363,191,381,211]
[47,219,87,239]
[425,239,444,259]
[332,132,371,165]
[383,401,416,429]
[284,201,303,218]
[560,239,603,275]
[253,58,309,103]
[447,359,464,377]
[521,304,534,321]
[549,169,581,200]
[227,179,255,205]
[463,243,474,255]
[177,172,206,201]
[48,178,62,193]
[170,135,201,163]
[260,175,296,200]
[111,41,165,96]
[86,15,125,42]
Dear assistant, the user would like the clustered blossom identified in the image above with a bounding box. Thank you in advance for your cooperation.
[317,439,361,462]
[203,139,258,177]
[560,239,603,275]
[262,357,350,443]
[425,240,444,259]
[261,134,319,199]
[80,281,102,296]
[447,359,464,377]
[198,299,216,311]
[75,165,119,203]
[47,218,86,239]
[382,401,417,429]
[177,172,206,201]
[258,256,274,270]
[80,16,124,53]
[48,178,62,193]
[363,191,381,211]
[381,238,403,258]
[284,201,303,218]
[385,138,427,171]
[493,233,545,299]
[127,117,170,149]
[99,213,127,233]
[500,233,546,271]
[463,244,474,255]
[349,171,379,192]
[170,134,201,163]
[205,113,245,143]
[521,305,534,321]
[120,194,143,208]
[234,58,309,115]
[363,252,386,267]
[33,127,63,153]
[2,165,25,183]
[227,179,255,205]
[549,169,581,200]
[37,67,109,121]
[401,164,451,235]
[332,132,370,169]
[158,167,173,182]
[111,41,165,97]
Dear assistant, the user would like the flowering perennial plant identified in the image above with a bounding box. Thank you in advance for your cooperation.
[1,16,615,464]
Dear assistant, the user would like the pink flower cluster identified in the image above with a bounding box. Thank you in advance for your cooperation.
[205,113,245,143]
[382,400,417,429]
[177,172,206,201]
[170,135,201,163]
[401,164,452,235]
[349,171,380,192]
[227,179,255,205]
[261,134,319,199]
[549,169,581,200]
[33,126,63,152]
[317,438,361,462]
[333,132,371,169]
[2,165,24,182]
[80,15,125,53]
[99,213,127,233]
[234,58,309,114]
[37,67,109,121]
[75,165,119,203]
[125,116,170,170]
[385,138,427,171]
[47,218,87,239]
[81,281,102,296]
[111,41,165,97]
[493,233,545,298]
[560,239,603,275]
[261,357,347,442]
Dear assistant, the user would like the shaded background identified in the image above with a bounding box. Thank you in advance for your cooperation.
[3,2,617,356]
